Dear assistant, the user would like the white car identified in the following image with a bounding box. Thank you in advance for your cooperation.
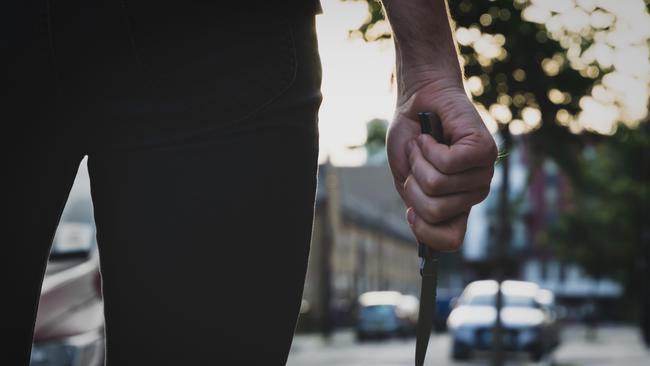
[447,280,560,361]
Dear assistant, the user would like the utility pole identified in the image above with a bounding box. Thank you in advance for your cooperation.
[320,161,345,340]
[492,128,512,366]
[319,163,337,340]
[319,197,333,340]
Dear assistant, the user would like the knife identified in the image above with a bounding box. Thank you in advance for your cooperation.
[415,111,445,366]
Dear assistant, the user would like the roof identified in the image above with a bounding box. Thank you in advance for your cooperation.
[317,163,414,243]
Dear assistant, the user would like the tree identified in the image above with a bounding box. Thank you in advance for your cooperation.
[544,124,650,345]
[346,0,650,357]
[349,0,648,136]
[364,118,389,162]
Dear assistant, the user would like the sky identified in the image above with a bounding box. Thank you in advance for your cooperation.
[524,0,650,135]
[315,0,397,166]
[315,0,650,163]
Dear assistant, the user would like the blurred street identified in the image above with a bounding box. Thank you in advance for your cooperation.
[21,1,650,365]
[287,325,650,366]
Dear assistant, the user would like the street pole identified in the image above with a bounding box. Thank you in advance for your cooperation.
[320,163,336,340]
[320,198,333,340]
[492,127,512,366]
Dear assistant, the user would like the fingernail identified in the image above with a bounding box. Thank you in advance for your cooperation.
[407,208,416,227]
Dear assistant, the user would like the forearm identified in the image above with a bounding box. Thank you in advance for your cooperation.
[383,1,497,251]
[381,0,463,101]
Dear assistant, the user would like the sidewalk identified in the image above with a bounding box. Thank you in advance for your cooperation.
[552,325,650,366]
[288,325,650,366]
[290,330,357,352]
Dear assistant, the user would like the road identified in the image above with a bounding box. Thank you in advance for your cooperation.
[287,325,650,366]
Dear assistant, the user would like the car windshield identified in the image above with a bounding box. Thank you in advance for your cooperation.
[359,305,396,320]
[463,294,537,308]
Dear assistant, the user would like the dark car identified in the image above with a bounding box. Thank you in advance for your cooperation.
[30,161,105,366]
[433,288,462,332]
[355,291,419,341]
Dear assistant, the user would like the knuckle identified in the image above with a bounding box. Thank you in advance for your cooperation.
[403,180,416,206]
[436,154,454,175]
[424,172,443,195]
[446,235,464,252]
[468,130,497,166]
[447,227,467,252]
[423,204,442,223]
[485,165,495,180]
[477,185,491,201]
[485,139,499,163]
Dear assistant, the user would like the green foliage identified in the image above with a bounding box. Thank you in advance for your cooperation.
[349,0,650,301]
[365,118,388,148]
[361,118,389,162]
[352,0,389,41]
[544,125,650,296]
[350,0,589,171]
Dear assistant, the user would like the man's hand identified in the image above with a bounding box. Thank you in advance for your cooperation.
[381,0,498,252]
[387,81,497,252]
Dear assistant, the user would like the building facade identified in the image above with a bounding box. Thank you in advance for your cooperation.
[299,162,462,331]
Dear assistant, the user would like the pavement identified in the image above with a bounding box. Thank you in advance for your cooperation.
[552,326,650,366]
[287,325,650,366]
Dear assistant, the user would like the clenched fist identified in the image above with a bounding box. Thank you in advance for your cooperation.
[387,82,497,252]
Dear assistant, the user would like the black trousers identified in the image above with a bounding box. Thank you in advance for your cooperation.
[3,1,322,365]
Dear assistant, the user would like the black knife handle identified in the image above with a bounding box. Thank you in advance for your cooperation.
[418,111,444,144]
[416,112,445,263]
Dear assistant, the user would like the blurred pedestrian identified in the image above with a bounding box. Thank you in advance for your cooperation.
[4,0,495,365]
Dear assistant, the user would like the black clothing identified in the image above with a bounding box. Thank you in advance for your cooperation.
[3,1,322,365]
[127,0,324,17]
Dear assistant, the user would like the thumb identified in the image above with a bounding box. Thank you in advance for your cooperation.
[417,132,496,175]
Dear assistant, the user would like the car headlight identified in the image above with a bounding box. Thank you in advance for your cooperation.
[31,330,104,366]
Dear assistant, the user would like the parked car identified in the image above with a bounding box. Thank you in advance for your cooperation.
[447,280,560,361]
[355,291,418,341]
[30,161,105,366]
[536,288,561,349]
[433,288,462,332]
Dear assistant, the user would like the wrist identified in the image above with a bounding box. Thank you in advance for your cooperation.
[396,66,465,107]
[393,36,462,78]
[382,0,465,104]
